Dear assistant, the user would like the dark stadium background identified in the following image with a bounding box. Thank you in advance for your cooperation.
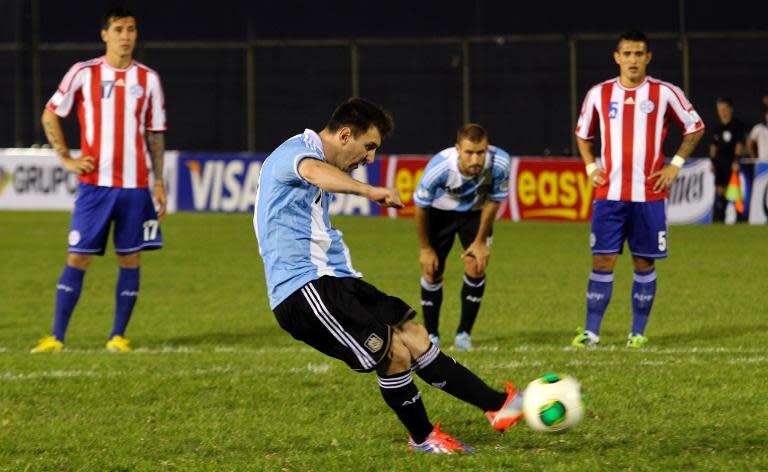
[2,0,768,156]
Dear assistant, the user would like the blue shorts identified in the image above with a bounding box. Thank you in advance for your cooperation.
[590,199,668,259]
[68,183,163,255]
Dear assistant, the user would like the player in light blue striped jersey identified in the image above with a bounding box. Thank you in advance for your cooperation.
[414,124,511,351]
[254,101,523,453]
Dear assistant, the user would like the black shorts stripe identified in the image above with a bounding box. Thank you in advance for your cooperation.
[301,283,375,370]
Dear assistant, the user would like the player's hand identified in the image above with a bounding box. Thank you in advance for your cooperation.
[462,240,490,274]
[153,180,167,220]
[648,165,680,193]
[589,168,607,187]
[62,155,95,175]
[369,186,403,208]
[419,247,439,279]
[731,161,740,172]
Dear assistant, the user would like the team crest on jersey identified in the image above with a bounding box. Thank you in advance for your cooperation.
[364,333,384,353]
[129,84,145,98]
[639,100,655,114]
[68,230,81,246]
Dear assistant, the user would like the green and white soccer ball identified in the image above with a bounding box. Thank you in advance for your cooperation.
[522,373,584,432]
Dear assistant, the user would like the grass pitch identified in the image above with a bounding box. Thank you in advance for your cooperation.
[1,212,767,471]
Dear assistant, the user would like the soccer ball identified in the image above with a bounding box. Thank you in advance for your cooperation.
[522,373,584,433]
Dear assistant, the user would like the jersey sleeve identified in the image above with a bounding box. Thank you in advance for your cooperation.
[413,155,447,208]
[274,151,323,185]
[662,83,705,135]
[575,86,600,140]
[146,72,167,132]
[46,63,86,118]
[749,124,761,141]
[489,149,511,202]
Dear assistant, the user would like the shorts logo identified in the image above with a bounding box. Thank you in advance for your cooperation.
[364,333,384,353]
[589,232,596,248]
[68,230,81,246]
[639,100,655,114]
[129,84,145,98]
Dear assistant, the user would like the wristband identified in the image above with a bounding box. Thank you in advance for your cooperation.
[670,155,685,169]
[585,162,598,176]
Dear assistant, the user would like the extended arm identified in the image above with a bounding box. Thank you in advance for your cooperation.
[41,108,94,175]
[414,205,439,279]
[649,129,705,192]
[147,131,167,219]
[461,199,500,274]
[577,136,606,186]
[298,158,402,207]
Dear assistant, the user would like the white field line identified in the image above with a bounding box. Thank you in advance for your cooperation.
[2,344,767,355]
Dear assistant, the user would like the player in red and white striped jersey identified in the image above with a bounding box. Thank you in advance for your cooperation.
[570,31,704,349]
[32,7,167,353]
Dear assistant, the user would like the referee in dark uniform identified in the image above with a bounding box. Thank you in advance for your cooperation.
[709,97,746,222]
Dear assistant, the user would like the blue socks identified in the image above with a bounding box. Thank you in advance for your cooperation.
[631,269,656,335]
[585,270,614,335]
[52,265,86,341]
[111,267,140,338]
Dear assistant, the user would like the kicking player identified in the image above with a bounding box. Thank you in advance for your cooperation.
[571,30,704,348]
[414,124,511,351]
[32,7,167,353]
[254,98,523,454]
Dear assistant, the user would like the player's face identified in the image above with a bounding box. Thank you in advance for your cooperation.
[101,16,137,59]
[336,126,382,173]
[456,138,488,177]
[614,40,651,85]
[717,102,733,123]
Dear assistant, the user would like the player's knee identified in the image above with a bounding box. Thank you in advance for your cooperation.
[117,252,141,268]
[395,321,431,356]
[67,253,93,270]
[632,256,655,272]
[593,254,617,272]
[385,333,412,373]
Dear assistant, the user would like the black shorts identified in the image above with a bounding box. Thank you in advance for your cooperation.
[273,276,416,372]
[426,208,490,275]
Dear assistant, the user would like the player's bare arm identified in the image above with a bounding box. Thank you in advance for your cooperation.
[462,200,499,274]
[414,206,439,280]
[41,109,94,175]
[148,131,167,219]
[577,137,606,186]
[649,129,704,192]
[298,158,403,208]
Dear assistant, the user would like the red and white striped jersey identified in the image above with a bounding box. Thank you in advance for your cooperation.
[575,76,704,202]
[46,56,167,189]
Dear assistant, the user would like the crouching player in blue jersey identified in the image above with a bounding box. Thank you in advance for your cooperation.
[254,98,523,454]
[414,124,511,351]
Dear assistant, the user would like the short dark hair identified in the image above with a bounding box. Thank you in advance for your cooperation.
[716,97,734,108]
[101,6,135,30]
[457,123,488,143]
[617,30,650,51]
[325,98,394,139]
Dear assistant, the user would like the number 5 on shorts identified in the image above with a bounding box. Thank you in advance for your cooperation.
[657,231,667,251]
[143,219,159,241]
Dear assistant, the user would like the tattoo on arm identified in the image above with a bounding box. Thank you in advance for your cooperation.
[147,132,165,180]
[678,131,703,159]
[42,118,69,159]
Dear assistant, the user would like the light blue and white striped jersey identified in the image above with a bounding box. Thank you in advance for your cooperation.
[254,129,362,309]
[413,145,511,211]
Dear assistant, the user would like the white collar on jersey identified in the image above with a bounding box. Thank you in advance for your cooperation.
[303,129,325,158]
[614,76,650,91]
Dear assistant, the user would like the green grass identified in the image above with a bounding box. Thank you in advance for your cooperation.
[1,212,767,471]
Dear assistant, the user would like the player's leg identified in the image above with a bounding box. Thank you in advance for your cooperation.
[420,209,456,345]
[712,165,729,223]
[33,184,114,352]
[398,320,521,431]
[572,200,626,348]
[108,188,163,350]
[626,200,667,348]
[454,211,487,350]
